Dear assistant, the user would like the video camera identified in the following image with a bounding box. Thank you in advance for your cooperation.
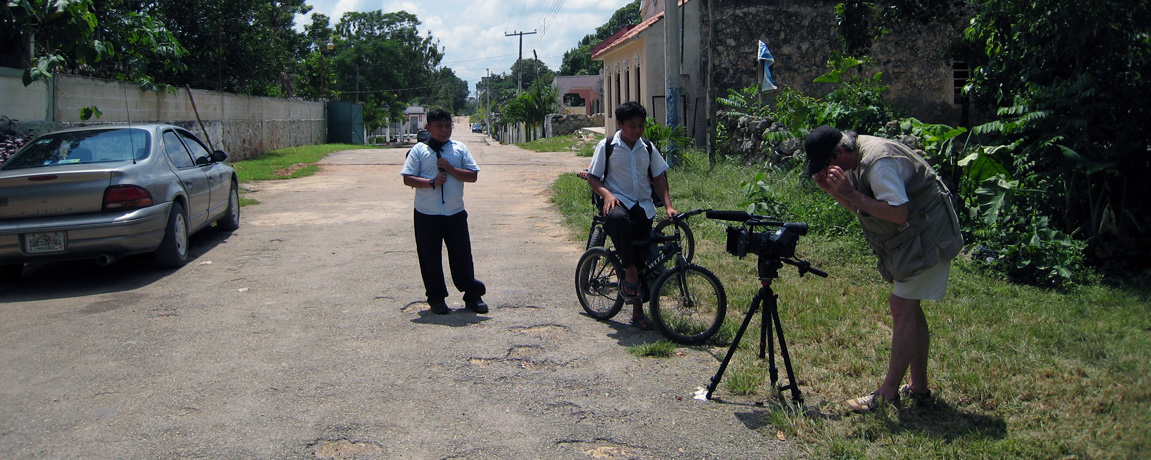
[701,210,827,403]
[706,210,807,259]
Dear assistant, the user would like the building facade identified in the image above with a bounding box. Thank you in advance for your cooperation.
[554,75,604,116]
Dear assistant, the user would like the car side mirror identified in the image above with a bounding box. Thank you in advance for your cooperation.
[211,150,228,163]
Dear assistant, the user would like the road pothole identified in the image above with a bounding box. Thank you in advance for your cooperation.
[468,345,564,370]
[510,324,570,340]
[585,445,636,459]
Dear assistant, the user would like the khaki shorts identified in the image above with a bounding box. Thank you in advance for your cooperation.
[893,260,952,301]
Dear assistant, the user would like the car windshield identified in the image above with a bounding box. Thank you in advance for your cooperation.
[1,128,151,170]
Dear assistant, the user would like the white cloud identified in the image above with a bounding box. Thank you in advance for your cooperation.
[298,0,634,95]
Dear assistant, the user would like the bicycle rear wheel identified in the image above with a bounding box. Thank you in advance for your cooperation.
[586,221,607,250]
[652,217,695,264]
[575,247,625,320]
[650,263,726,344]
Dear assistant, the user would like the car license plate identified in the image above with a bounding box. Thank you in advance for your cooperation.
[26,232,66,253]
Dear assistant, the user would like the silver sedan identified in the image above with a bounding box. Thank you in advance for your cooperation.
[0,124,239,282]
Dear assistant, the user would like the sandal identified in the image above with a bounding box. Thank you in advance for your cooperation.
[844,390,899,413]
[899,384,933,406]
[619,279,643,302]
[630,315,655,330]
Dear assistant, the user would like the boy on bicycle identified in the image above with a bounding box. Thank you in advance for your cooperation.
[585,101,677,330]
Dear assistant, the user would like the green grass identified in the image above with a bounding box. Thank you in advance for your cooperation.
[551,143,1151,459]
[627,340,678,358]
[231,144,377,182]
[517,132,602,157]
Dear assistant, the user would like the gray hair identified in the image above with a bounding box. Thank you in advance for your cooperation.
[838,130,858,154]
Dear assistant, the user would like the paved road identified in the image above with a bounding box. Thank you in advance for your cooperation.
[0,130,795,459]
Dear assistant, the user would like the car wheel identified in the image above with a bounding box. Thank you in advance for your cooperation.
[216,181,240,231]
[0,264,22,283]
[155,201,189,268]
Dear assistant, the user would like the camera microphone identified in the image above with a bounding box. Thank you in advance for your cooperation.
[705,210,750,222]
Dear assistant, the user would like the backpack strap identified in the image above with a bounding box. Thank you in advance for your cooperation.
[598,133,663,208]
[602,131,655,180]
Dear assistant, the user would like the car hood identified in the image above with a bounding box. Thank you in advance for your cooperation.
[0,166,115,219]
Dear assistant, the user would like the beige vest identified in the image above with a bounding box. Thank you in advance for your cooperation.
[849,136,963,282]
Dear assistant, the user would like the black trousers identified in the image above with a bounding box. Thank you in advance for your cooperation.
[413,210,485,302]
[604,204,652,269]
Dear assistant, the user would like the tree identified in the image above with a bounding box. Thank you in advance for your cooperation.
[86,1,188,88]
[1,0,187,88]
[151,0,311,96]
[294,13,336,100]
[559,1,642,76]
[500,83,560,141]
[510,57,555,93]
[958,0,1151,267]
[325,10,444,127]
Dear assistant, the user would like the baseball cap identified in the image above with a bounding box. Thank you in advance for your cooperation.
[804,125,842,176]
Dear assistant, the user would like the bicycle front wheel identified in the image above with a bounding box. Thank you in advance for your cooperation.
[575,247,625,320]
[652,217,695,264]
[650,263,726,344]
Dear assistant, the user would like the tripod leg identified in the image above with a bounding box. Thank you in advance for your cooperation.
[769,298,803,404]
[760,293,769,360]
[766,293,778,389]
[705,293,762,400]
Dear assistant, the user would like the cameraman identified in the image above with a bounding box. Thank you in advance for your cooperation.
[585,101,677,330]
[804,126,963,412]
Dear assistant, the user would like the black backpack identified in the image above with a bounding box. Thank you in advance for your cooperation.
[591,135,663,210]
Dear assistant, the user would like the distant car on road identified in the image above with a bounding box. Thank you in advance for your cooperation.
[471,123,483,133]
[416,129,430,144]
[0,124,240,282]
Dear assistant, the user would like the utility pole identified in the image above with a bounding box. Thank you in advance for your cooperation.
[664,0,683,160]
[505,30,536,94]
[534,49,542,141]
[485,68,490,129]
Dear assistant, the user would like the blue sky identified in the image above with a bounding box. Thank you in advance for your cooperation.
[296,0,634,96]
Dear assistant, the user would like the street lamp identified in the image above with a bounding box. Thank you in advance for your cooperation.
[320,38,333,99]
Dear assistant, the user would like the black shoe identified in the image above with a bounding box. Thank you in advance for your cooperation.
[465,298,488,313]
[428,299,450,315]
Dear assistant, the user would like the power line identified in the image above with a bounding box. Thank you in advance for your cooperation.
[441,53,516,65]
[527,0,566,50]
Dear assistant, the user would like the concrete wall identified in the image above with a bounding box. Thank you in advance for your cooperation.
[1,68,325,161]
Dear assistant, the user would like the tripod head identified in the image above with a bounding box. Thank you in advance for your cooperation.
[705,210,828,279]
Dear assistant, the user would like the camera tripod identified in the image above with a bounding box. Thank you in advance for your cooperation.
[705,256,827,402]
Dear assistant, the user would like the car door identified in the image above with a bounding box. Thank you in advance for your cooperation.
[174,129,230,223]
[161,129,212,230]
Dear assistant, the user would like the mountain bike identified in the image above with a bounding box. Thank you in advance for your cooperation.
[575,208,725,344]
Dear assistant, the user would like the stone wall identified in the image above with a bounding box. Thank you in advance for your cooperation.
[719,112,927,166]
[546,113,605,137]
[1,69,325,161]
[716,112,803,165]
[702,0,965,125]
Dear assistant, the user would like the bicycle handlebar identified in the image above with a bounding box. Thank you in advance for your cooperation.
[670,208,707,222]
